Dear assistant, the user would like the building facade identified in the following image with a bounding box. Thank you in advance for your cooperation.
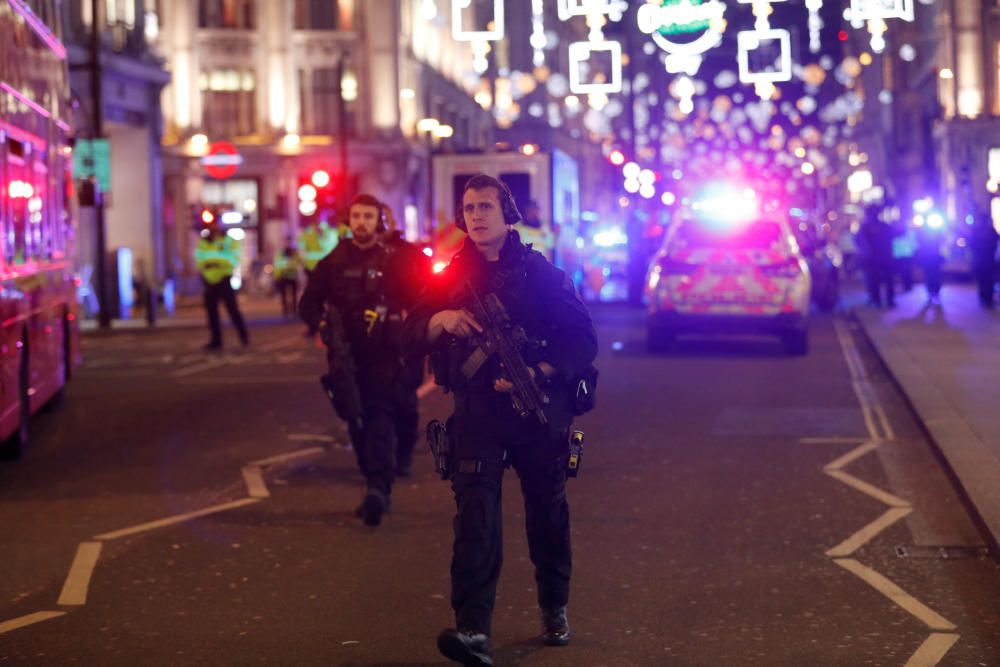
[150,0,497,294]
[63,0,170,307]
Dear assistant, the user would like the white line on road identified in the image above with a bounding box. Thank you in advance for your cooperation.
[242,466,270,498]
[287,434,336,443]
[825,469,911,508]
[0,611,66,635]
[823,441,879,471]
[799,437,871,444]
[258,336,302,353]
[93,498,262,541]
[826,507,913,558]
[176,376,319,385]
[248,446,327,467]
[904,633,961,667]
[170,356,230,379]
[833,558,957,632]
[57,542,103,606]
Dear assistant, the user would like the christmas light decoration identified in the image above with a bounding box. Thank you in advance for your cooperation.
[736,1,792,96]
[636,0,728,76]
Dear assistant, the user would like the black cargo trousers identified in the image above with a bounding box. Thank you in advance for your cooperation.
[448,410,572,636]
[344,355,413,495]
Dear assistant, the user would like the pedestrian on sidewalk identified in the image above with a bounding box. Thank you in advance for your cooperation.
[194,221,249,351]
[403,175,598,666]
[916,222,945,304]
[970,210,999,309]
[273,241,302,319]
[857,204,897,307]
[298,194,427,526]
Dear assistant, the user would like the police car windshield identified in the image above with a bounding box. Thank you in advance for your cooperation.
[676,220,784,250]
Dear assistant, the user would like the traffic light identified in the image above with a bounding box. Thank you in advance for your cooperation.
[298,169,339,222]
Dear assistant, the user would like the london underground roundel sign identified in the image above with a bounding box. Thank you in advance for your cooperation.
[201,141,243,180]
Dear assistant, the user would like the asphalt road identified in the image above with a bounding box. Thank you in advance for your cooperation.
[1,304,999,666]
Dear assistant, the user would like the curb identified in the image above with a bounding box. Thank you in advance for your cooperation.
[850,310,1000,561]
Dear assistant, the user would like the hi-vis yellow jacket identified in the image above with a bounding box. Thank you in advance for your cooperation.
[298,221,338,271]
[195,235,241,285]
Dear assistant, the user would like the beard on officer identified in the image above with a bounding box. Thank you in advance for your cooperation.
[403,174,598,666]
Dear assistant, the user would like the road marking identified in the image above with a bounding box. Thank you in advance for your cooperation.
[57,542,102,606]
[288,434,336,443]
[0,611,66,635]
[170,356,229,378]
[248,446,326,467]
[823,441,879,471]
[826,507,913,558]
[258,336,301,353]
[904,633,961,667]
[825,469,911,508]
[242,466,269,498]
[833,559,957,631]
[93,498,262,541]
[833,317,959,666]
[799,437,871,444]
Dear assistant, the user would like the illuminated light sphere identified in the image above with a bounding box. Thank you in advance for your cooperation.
[623,161,641,179]
[802,64,827,87]
[609,150,626,166]
[661,191,676,205]
[624,178,640,194]
[311,170,331,188]
[842,57,862,77]
[201,209,215,224]
[638,169,656,186]
[639,184,655,199]
[299,200,318,216]
[801,162,815,175]
[927,212,945,229]
[939,68,954,79]
[899,44,916,62]
[679,98,694,114]
[433,261,448,274]
[298,184,317,201]
[878,90,893,104]
[859,52,873,66]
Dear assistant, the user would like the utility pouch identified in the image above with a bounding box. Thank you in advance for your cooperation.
[567,430,584,478]
[427,419,452,480]
[570,365,599,416]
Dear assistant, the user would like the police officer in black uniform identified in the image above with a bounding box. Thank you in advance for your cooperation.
[403,175,598,666]
[299,193,426,526]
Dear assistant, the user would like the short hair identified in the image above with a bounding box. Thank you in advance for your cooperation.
[349,193,383,212]
[459,174,521,227]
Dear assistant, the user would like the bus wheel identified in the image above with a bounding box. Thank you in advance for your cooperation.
[1,340,29,460]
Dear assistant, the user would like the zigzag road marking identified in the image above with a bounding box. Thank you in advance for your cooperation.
[826,507,913,558]
[833,559,957,632]
[830,318,960,665]
[903,633,962,667]
[0,611,66,635]
[0,441,328,636]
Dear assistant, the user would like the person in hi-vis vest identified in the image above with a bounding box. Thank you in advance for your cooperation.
[195,223,249,350]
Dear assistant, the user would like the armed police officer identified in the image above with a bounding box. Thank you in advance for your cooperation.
[299,194,426,526]
[403,175,598,666]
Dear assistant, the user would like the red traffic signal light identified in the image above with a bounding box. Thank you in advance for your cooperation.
[311,170,331,188]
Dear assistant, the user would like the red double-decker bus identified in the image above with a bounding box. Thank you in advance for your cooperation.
[0,0,80,458]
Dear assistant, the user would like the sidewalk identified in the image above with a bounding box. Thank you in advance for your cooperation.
[852,283,1000,556]
[80,293,290,333]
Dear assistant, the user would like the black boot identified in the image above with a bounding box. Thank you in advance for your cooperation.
[437,629,493,666]
[540,606,571,646]
[360,488,388,527]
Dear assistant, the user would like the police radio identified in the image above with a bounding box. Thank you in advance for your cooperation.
[567,430,584,478]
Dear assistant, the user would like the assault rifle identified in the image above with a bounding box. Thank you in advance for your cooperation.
[460,283,549,424]
[319,306,364,431]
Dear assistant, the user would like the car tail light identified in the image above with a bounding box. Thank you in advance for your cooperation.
[659,257,699,275]
[759,259,801,278]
